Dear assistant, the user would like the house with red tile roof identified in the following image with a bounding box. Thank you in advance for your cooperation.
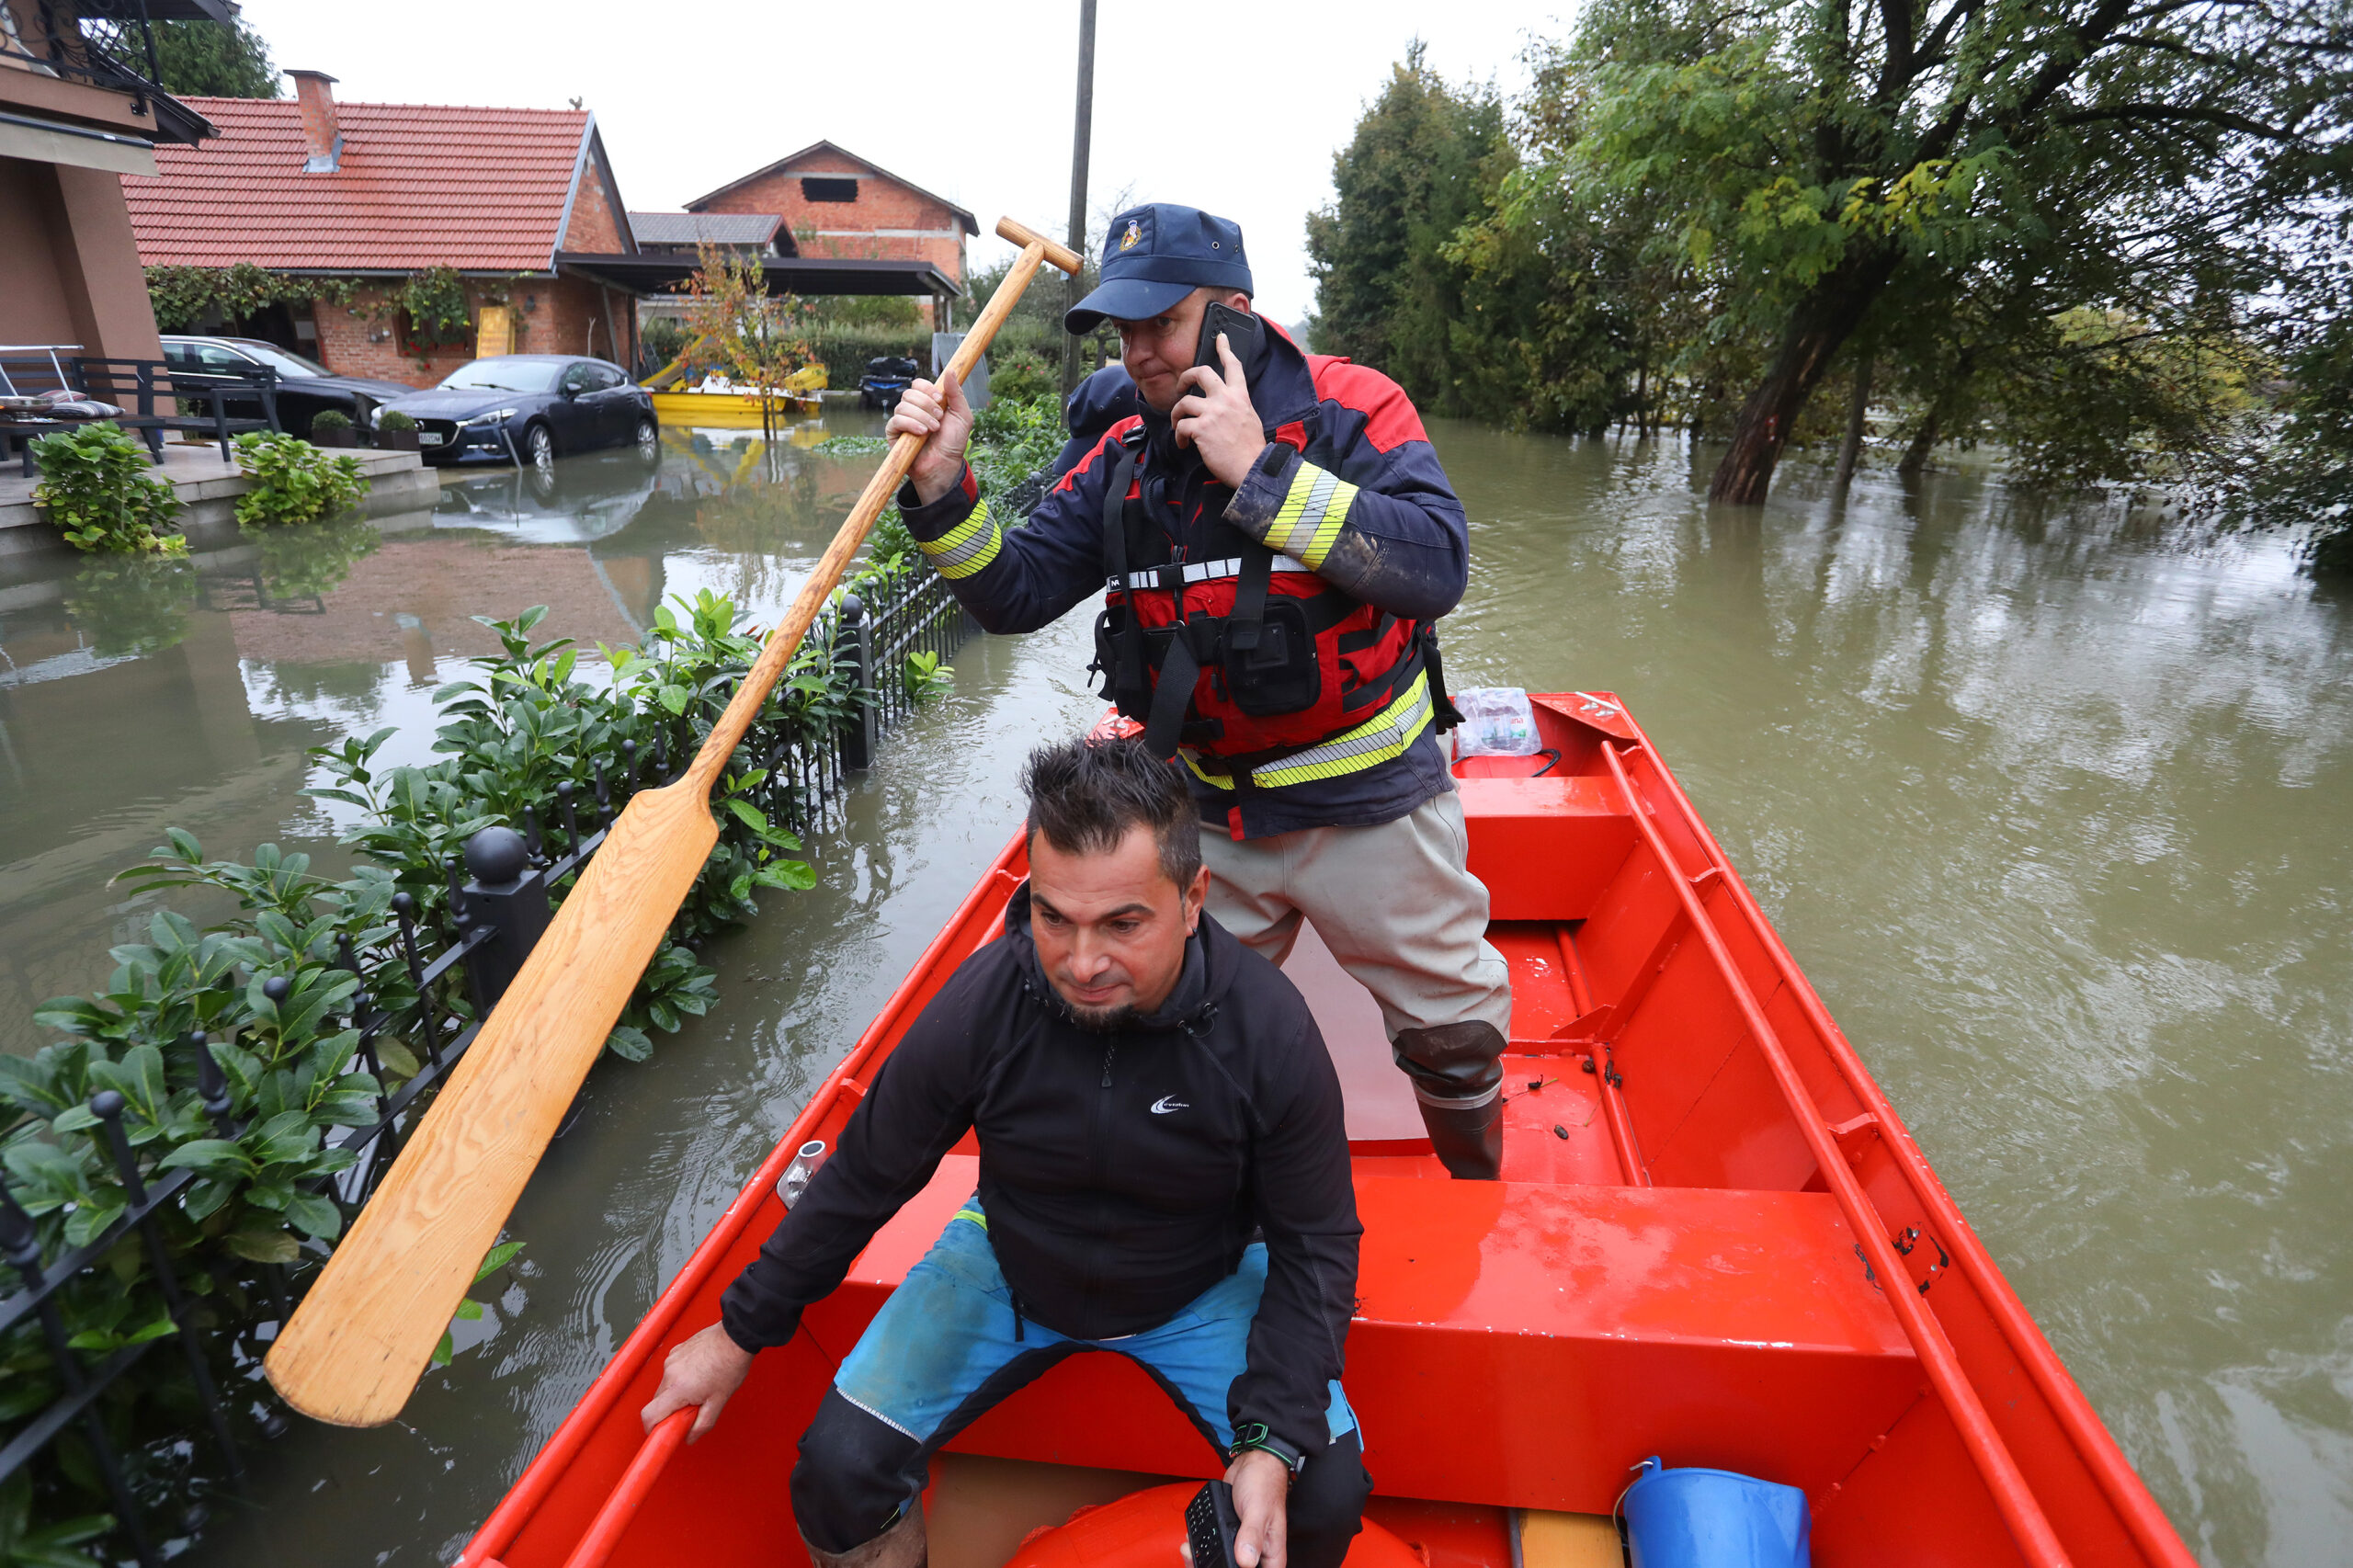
[686,140,976,327]
[123,72,642,387]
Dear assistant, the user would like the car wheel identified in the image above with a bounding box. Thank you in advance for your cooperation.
[526,423,555,471]
[633,417,659,463]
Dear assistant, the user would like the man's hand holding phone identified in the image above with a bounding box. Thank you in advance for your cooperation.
[1175,331,1267,490]
[885,369,975,506]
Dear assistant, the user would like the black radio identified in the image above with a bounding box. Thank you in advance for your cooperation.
[1185,1479,1244,1568]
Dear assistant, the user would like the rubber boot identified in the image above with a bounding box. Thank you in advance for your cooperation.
[1392,1022,1508,1179]
[1417,1093,1504,1180]
[802,1503,926,1568]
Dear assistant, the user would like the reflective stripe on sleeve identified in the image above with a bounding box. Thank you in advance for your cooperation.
[1259,461,1358,571]
[1183,671,1435,791]
[917,499,1001,579]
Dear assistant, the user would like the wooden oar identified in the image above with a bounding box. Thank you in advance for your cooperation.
[266,218,1083,1427]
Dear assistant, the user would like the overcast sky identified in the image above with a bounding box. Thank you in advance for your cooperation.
[230,0,1574,325]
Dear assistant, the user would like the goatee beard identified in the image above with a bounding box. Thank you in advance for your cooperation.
[1067,1000,1140,1033]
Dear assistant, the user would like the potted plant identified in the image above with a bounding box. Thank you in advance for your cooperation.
[374,409,421,452]
[309,408,357,449]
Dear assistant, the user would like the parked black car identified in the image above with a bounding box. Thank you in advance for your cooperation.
[159,335,415,437]
[374,356,659,468]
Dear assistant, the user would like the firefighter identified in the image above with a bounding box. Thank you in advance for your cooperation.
[888,202,1510,1178]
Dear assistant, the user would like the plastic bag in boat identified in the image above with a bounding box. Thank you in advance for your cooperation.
[1623,1455,1810,1567]
[1449,687,1541,757]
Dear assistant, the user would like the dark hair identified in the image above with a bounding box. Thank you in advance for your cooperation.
[1022,735,1201,891]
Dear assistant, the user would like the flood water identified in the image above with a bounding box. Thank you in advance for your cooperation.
[1,414,2346,1567]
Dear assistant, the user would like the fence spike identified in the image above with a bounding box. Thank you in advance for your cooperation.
[195,1031,233,1132]
[445,855,469,925]
[557,779,581,852]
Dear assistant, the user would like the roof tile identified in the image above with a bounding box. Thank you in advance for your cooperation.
[123,98,595,272]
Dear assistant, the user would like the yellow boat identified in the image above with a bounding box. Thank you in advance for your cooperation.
[650,388,823,427]
[642,337,827,427]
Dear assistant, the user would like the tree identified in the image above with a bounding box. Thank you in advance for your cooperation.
[1307,45,1518,417]
[680,244,812,444]
[1553,0,2353,502]
[150,17,280,98]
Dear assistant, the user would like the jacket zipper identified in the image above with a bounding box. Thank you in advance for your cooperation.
[1087,1036,1118,1328]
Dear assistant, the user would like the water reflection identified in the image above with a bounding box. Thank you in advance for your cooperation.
[0,415,2346,1567]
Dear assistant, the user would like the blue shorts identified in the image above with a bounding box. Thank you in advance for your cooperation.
[835,1202,1358,1456]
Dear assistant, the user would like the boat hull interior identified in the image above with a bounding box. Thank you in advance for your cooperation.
[458,693,2194,1568]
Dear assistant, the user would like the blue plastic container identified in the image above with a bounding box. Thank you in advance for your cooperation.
[1623,1456,1811,1568]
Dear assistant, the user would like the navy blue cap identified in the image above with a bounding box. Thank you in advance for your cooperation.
[1065,203,1253,333]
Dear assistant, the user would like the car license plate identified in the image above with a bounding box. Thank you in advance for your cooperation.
[417,431,445,446]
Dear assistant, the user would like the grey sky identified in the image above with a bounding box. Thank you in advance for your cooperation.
[230,0,1570,325]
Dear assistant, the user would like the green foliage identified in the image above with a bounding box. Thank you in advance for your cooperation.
[2,586,878,1551]
[988,351,1055,404]
[149,17,280,98]
[963,393,1064,499]
[231,433,370,528]
[376,410,417,434]
[431,1242,525,1369]
[143,265,357,335]
[307,409,351,434]
[641,315,693,373]
[1307,47,1543,421]
[392,266,472,365]
[903,651,953,708]
[1320,9,2353,498]
[30,425,184,555]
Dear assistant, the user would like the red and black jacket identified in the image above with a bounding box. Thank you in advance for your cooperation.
[902,324,1471,839]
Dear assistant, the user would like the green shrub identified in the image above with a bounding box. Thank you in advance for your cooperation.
[375,410,416,433]
[989,350,1056,403]
[29,423,185,555]
[307,409,351,434]
[6,587,881,1553]
[231,431,370,528]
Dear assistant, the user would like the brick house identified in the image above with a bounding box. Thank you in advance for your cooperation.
[122,72,642,387]
[686,140,975,325]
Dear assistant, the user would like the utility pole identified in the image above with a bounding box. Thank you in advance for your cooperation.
[1060,0,1098,398]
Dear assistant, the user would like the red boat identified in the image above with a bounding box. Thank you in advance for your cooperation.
[454,693,2196,1568]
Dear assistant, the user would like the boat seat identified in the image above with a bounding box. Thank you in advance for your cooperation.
[801,1155,1920,1520]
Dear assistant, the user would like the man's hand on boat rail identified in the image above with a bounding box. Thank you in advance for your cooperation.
[1225,1447,1290,1568]
[887,369,976,507]
[641,1321,756,1442]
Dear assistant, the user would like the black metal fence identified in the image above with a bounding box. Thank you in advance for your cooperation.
[0,565,975,1562]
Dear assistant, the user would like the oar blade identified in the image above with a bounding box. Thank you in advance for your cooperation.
[264,783,720,1426]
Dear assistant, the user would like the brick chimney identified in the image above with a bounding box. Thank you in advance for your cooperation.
[289,70,342,173]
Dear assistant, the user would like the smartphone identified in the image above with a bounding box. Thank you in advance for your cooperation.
[1185,1479,1243,1568]
[1193,301,1265,378]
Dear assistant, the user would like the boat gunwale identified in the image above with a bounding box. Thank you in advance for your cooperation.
[1605,705,2196,1568]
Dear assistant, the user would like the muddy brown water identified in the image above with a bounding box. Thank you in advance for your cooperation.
[0,415,2345,1566]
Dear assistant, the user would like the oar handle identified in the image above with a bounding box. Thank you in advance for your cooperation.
[686,219,1081,794]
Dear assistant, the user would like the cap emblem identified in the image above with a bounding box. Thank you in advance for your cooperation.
[1120,219,1142,252]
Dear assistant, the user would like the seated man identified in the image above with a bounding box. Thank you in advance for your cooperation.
[642,735,1370,1568]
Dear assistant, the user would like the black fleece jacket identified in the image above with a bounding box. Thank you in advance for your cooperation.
[719,882,1361,1458]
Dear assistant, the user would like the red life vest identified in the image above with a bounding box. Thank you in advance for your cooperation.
[1087,428,1432,778]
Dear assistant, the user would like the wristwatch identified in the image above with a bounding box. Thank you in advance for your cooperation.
[1229,1422,1307,1476]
